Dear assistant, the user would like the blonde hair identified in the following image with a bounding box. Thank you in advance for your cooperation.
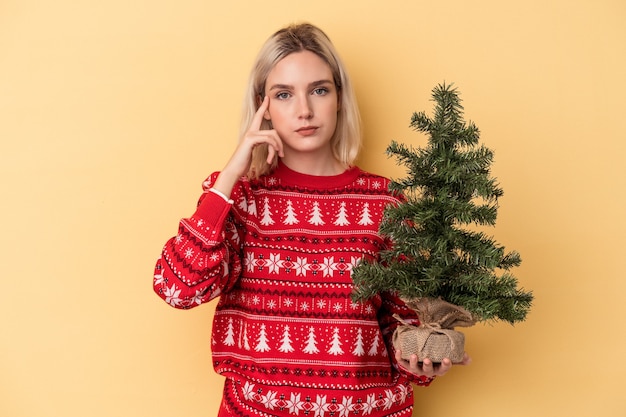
[240,23,362,179]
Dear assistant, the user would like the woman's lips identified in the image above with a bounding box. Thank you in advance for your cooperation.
[296,126,318,136]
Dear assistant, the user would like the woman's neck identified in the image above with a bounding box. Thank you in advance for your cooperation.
[280,154,347,176]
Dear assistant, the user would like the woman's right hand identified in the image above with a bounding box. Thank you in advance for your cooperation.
[213,96,284,197]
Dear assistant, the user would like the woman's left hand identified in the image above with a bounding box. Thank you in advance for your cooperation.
[394,350,472,378]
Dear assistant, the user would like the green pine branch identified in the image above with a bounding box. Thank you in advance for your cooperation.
[352,83,533,324]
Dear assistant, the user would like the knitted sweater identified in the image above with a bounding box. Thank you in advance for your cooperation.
[154,162,432,416]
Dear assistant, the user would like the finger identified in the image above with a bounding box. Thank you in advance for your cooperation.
[262,131,284,161]
[395,350,411,370]
[394,350,405,366]
[436,358,452,376]
[421,358,434,375]
[266,144,276,165]
[460,352,472,366]
[250,95,270,132]
[396,350,412,366]
[272,131,284,158]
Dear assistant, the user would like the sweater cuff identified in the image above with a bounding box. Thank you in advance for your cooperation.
[208,187,234,204]
[412,375,435,386]
[192,191,233,230]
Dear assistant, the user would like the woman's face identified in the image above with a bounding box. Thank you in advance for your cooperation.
[263,50,340,161]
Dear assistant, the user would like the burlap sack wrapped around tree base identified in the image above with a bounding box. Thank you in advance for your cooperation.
[393,323,466,363]
[393,298,476,363]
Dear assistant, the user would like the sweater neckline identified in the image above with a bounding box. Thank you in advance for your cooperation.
[272,160,361,189]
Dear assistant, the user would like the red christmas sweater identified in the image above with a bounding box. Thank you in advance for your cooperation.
[154,162,433,416]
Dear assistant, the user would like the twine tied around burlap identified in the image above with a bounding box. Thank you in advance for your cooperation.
[393,297,476,363]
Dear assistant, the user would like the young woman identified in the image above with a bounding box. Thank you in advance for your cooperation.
[154,23,469,416]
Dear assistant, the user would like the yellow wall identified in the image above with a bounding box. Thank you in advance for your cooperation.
[1,1,624,416]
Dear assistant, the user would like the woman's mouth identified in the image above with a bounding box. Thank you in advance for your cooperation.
[296,126,318,136]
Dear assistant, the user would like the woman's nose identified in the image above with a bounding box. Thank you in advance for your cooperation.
[297,96,313,119]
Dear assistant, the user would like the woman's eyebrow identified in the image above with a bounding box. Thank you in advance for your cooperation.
[309,79,333,87]
[268,83,293,91]
[268,79,333,91]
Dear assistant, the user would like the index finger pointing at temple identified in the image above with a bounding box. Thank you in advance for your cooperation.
[251,95,270,131]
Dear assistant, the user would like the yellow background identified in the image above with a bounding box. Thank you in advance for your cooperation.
[2,0,625,416]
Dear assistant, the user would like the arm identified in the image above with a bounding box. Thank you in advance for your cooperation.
[154,97,284,309]
[378,292,435,386]
[153,173,245,309]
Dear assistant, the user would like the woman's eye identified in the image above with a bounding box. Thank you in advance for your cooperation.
[276,92,291,100]
[313,88,328,96]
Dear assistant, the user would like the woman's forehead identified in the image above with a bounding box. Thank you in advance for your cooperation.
[266,51,333,88]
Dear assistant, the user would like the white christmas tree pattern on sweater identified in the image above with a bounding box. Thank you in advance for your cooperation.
[352,328,365,356]
[333,201,350,226]
[260,197,275,226]
[255,323,271,352]
[278,325,295,353]
[308,201,325,225]
[327,327,344,355]
[283,200,299,225]
[249,197,381,228]
[218,318,386,361]
[358,202,374,226]
[303,326,320,354]
[223,318,236,346]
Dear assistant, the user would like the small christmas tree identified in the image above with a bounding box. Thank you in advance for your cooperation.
[352,83,533,361]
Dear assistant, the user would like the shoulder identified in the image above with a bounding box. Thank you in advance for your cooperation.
[354,167,390,184]
[349,167,406,205]
[352,167,395,194]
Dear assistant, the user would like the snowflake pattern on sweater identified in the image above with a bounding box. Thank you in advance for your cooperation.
[154,162,432,416]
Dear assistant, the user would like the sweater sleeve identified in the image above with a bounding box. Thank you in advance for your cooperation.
[153,173,245,309]
[378,292,435,386]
